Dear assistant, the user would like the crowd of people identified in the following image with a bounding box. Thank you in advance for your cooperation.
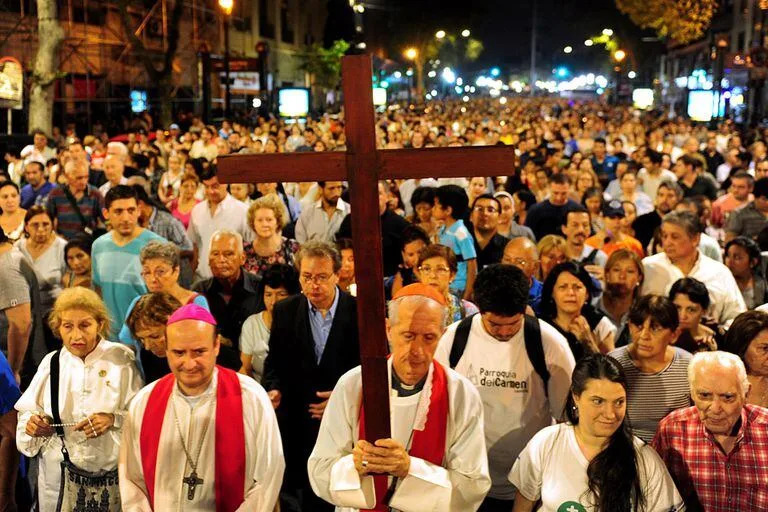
[1,96,768,511]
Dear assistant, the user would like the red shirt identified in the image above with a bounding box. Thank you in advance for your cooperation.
[652,404,768,511]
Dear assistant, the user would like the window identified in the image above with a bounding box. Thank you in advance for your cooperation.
[259,0,275,39]
[280,0,294,44]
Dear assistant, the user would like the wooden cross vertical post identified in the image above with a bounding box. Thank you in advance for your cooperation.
[218,54,516,442]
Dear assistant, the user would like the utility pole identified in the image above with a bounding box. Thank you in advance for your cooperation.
[530,0,537,96]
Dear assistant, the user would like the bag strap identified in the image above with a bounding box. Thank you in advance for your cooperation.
[49,350,71,459]
[523,315,550,399]
[449,314,476,369]
[62,185,92,233]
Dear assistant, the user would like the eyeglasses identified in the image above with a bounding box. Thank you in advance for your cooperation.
[504,257,530,268]
[141,268,171,279]
[473,206,499,214]
[300,273,333,284]
[418,265,451,275]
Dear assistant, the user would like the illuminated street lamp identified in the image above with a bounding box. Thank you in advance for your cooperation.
[602,28,614,36]
[219,0,233,117]
[584,39,594,47]
[564,46,573,54]
[404,47,418,60]
[461,29,471,37]
[435,30,446,39]
[613,49,626,62]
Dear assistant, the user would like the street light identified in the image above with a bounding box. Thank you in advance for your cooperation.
[461,29,471,37]
[602,28,614,36]
[404,47,418,60]
[613,49,626,62]
[584,39,594,47]
[219,0,233,117]
[564,46,573,54]
[435,30,446,39]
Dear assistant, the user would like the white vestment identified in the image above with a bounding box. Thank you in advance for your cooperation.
[308,361,491,512]
[119,368,284,511]
[15,341,143,512]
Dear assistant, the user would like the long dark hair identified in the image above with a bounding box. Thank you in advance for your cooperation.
[564,354,644,512]
[540,261,597,320]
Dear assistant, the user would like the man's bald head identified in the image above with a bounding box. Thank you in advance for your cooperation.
[501,238,539,282]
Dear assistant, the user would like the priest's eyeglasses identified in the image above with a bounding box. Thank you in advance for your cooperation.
[300,273,333,284]
[418,265,450,275]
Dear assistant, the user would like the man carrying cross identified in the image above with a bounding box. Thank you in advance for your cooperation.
[118,303,284,511]
[308,283,491,511]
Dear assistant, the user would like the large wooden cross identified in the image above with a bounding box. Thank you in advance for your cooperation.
[218,54,515,442]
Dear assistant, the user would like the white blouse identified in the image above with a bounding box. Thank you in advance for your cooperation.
[15,340,143,512]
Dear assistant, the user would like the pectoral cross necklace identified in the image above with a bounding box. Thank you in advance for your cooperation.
[171,396,212,501]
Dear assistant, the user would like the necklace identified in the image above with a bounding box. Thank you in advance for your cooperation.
[171,395,213,501]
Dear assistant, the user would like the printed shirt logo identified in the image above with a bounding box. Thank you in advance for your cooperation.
[465,364,529,391]
[557,502,586,512]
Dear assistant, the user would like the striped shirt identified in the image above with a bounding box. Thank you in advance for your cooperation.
[725,201,768,240]
[45,185,104,240]
[609,346,692,443]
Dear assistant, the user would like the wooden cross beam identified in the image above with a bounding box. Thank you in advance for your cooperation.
[217,54,516,443]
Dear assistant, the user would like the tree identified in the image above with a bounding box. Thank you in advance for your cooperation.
[117,0,184,128]
[298,39,350,110]
[28,0,64,135]
[615,0,718,44]
[407,34,483,99]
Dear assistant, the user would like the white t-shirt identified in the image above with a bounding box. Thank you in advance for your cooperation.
[434,315,576,500]
[240,311,270,383]
[509,423,684,512]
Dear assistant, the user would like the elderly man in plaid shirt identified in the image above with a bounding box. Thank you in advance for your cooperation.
[652,351,768,511]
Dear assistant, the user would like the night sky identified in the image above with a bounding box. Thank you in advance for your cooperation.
[327,0,664,80]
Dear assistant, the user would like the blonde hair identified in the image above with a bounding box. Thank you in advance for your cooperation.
[48,287,111,339]
[247,193,289,230]
[537,234,567,258]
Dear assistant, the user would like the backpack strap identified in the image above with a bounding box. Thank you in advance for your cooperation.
[523,315,550,399]
[583,248,599,266]
[449,314,476,369]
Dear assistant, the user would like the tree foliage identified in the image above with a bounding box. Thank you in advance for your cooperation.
[298,39,350,89]
[615,0,718,44]
[116,0,184,127]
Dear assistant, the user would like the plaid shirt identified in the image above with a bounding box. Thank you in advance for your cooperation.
[652,404,768,511]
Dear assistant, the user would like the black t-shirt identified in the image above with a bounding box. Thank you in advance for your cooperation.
[632,210,662,250]
[680,176,718,200]
[337,211,410,277]
[524,199,579,240]
[471,229,508,271]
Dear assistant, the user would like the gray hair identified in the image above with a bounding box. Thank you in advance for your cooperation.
[662,210,701,238]
[387,295,448,329]
[688,351,750,398]
[107,141,128,161]
[209,229,244,250]
[140,240,180,267]
[295,240,341,273]
[657,179,683,199]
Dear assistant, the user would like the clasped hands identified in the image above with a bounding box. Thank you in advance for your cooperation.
[353,439,410,479]
[25,412,115,438]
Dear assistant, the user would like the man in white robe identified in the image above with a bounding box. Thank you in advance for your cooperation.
[308,283,491,511]
[119,303,284,511]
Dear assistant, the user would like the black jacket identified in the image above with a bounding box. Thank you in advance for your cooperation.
[192,269,262,370]
[263,290,359,484]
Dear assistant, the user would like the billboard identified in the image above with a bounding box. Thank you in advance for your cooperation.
[0,57,23,107]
